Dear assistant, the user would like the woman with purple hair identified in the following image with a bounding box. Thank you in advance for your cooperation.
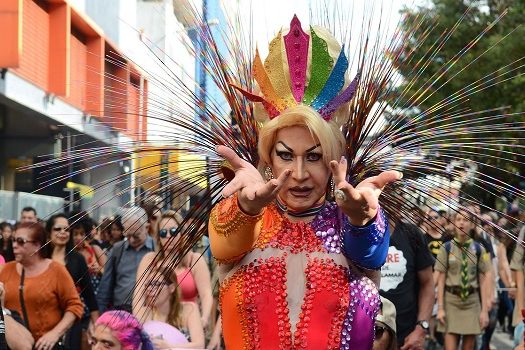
[90,310,154,350]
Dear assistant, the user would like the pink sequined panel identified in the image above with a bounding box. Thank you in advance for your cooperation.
[294,258,350,349]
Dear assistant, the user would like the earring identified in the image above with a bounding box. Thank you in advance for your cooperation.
[330,177,335,197]
[264,166,274,181]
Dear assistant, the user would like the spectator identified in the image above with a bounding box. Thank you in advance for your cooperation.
[70,216,107,293]
[0,281,35,349]
[108,216,125,247]
[380,217,435,349]
[46,213,100,349]
[141,194,163,240]
[91,310,154,350]
[91,219,112,252]
[422,209,445,260]
[421,208,447,348]
[436,208,492,350]
[374,297,398,350]
[0,222,83,349]
[478,212,500,350]
[0,222,14,262]
[133,210,213,328]
[140,270,205,348]
[19,207,37,224]
[97,207,154,313]
[500,221,519,333]
[510,220,525,334]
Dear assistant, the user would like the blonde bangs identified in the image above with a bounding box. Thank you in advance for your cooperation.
[258,105,344,169]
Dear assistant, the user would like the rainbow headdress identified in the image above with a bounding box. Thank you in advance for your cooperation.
[234,15,360,121]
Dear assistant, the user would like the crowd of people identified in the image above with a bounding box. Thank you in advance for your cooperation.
[2,201,522,349]
[0,205,216,350]
[378,203,525,350]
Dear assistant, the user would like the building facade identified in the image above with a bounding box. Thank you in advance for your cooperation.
[0,0,150,220]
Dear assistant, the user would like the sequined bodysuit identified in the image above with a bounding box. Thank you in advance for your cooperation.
[210,197,389,349]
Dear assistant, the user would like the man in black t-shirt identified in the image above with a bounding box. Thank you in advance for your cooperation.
[380,219,435,349]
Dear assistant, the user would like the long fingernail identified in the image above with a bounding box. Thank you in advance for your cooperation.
[340,156,346,163]
[398,171,404,179]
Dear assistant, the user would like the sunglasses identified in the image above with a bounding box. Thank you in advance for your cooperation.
[159,227,178,238]
[52,226,68,232]
[147,280,170,288]
[11,237,37,245]
[374,324,387,339]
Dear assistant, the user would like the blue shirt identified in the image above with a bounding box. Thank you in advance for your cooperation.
[97,236,155,312]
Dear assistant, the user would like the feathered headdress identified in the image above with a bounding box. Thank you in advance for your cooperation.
[24,4,525,321]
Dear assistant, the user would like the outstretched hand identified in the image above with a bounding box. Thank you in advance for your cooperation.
[217,145,291,215]
[330,156,402,226]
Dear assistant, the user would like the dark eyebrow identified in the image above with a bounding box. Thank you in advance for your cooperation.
[276,142,321,153]
[276,141,293,152]
[306,144,321,153]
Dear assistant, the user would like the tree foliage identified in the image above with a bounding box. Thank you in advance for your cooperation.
[392,0,525,200]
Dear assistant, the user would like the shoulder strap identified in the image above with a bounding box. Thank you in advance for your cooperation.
[18,268,30,330]
[445,240,452,254]
[473,241,481,261]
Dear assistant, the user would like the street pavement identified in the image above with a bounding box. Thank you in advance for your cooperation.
[492,328,515,349]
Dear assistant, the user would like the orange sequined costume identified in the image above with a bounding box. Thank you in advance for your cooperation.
[209,194,390,349]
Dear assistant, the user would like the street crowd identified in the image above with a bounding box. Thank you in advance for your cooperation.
[0,200,524,350]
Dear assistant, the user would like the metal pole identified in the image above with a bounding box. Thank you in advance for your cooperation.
[66,131,74,213]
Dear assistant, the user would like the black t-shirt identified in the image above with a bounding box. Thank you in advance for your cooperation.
[380,221,435,345]
[424,233,443,260]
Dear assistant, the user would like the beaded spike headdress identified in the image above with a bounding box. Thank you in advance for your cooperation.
[234,15,360,121]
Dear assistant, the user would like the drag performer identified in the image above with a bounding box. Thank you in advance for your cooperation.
[209,17,402,349]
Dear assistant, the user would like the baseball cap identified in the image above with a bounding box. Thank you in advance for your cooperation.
[376,297,397,333]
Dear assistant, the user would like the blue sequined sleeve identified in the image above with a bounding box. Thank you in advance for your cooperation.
[341,208,390,270]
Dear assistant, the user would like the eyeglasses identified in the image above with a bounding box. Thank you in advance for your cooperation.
[159,227,178,238]
[11,237,37,245]
[52,226,68,232]
[374,324,387,339]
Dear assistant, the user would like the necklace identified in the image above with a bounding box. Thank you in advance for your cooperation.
[275,196,325,218]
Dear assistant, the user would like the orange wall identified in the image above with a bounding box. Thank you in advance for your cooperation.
[68,31,87,110]
[85,36,104,118]
[104,57,129,133]
[128,80,140,138]
[0,0,22,67]
[14,0,50,91]
[1,0,147,142]
[48,2,70,96]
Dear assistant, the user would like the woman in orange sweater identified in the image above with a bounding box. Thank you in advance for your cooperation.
[0,222,84,350]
